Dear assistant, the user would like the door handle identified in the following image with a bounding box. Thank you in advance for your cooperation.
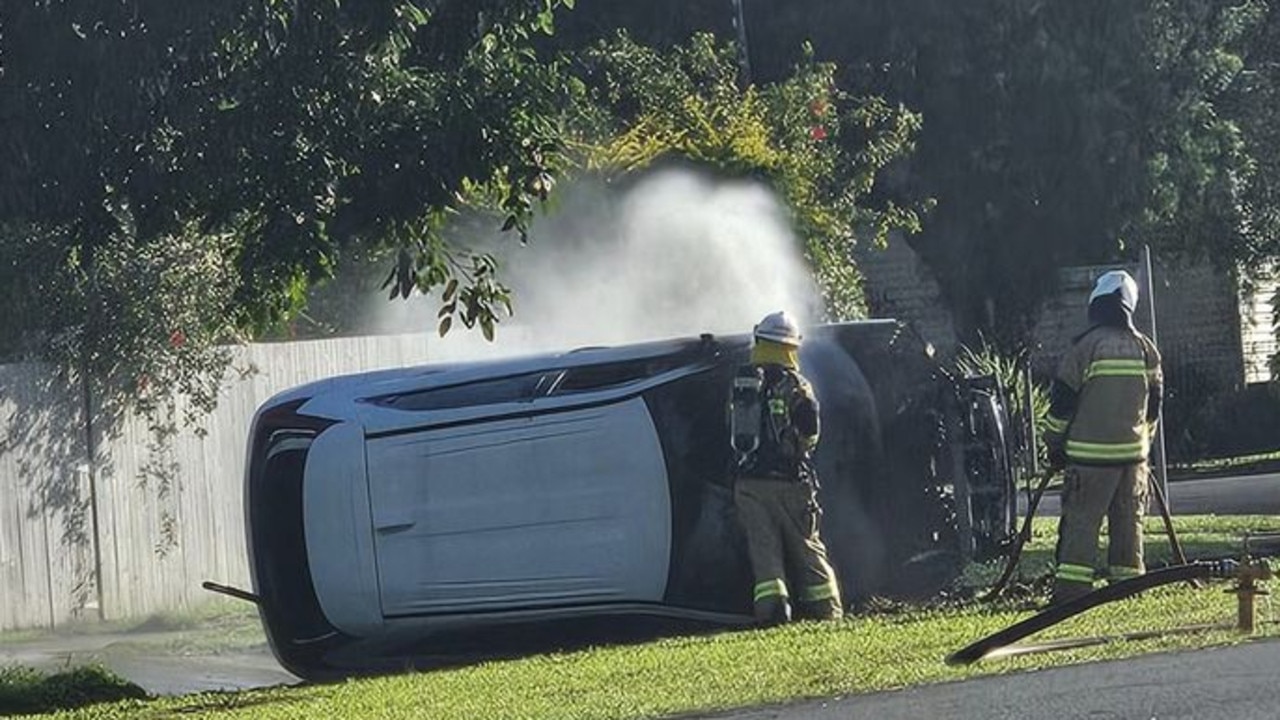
[375,521,416,534]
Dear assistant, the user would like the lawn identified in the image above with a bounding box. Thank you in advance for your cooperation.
[6,515,1278,719]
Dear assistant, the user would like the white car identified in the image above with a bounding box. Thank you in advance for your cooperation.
[244,321,1015,679]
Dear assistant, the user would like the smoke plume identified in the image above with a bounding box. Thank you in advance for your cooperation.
[368,167,821,360]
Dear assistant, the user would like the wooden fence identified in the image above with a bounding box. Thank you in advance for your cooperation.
[0,334,437,631]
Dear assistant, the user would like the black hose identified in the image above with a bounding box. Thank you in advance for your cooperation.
[981,468,1058,601]
[1148,469,1201,588]
[980,622,1228,661]
[949,562,1220,665]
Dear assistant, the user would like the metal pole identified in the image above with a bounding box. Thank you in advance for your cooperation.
[1024,353,1038,478]
[1140,245,1169,508]
[730,0,753,86]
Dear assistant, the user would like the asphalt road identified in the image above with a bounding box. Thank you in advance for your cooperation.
[710,639,1280,720]
[1021,472,1280,516]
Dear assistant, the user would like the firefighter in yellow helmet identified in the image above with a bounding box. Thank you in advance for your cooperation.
[1044,270,1164,605]
[729,311,843,624]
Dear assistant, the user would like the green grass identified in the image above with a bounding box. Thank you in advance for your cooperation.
[114,602,266,657]
[983,515,1280,588]
[21,516,1280,719]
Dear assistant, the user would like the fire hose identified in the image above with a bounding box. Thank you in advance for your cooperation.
[960,464,1274,663]
[981,467,1059,601]
[1147,468,1203,589]
[983,465,1199,600]
[951,558,1273,665]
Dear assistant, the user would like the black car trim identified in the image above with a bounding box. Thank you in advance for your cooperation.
[365,363,719,440]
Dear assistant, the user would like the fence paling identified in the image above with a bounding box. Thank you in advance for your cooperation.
[0,334,435,632]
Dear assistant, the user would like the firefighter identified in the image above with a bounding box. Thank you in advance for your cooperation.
[1044,270,1164,605]
[729,311,843,624]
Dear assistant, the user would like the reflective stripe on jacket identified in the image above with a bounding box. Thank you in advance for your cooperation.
[1044,325,1162,465]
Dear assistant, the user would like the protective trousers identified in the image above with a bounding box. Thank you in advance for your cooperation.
[1052,462,1148,603]
[734,477,843,623]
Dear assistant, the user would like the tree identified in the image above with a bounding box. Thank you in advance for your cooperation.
[742,0,1276,350]
[1225,2,1280,374]
[1,0,577,407]
[566,32,924,320]
[2,0,933,429]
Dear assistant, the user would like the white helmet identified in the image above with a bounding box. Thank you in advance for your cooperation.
[1089,270,1139,313]
[754,311,803,347]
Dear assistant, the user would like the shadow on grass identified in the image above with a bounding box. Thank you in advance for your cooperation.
[164,688,311,716]
[0,664,148,716]
[342,614,753,680]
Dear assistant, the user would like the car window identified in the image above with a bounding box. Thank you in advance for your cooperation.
[371,371,553,410]
[370,356,690,409]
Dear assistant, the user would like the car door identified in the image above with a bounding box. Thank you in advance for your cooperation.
[364,397,672,618]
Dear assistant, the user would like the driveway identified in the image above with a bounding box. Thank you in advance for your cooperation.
[0,625,297,695]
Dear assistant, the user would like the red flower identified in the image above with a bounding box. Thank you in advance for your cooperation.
[809,125,828,141]
[169,329,186,348]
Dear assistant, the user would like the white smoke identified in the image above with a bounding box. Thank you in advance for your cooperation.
[367,167,821,360]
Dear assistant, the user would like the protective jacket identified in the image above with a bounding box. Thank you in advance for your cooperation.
[1044,324,1163,465]
[735,364,820,481]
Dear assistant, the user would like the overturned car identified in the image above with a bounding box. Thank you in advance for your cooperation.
[244,320,1017,679]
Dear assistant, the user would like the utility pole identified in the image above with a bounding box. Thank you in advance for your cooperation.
[730,0,753,86]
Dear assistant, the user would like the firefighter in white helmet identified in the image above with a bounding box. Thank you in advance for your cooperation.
[1044,270,1164,605]
[729,311,843,624]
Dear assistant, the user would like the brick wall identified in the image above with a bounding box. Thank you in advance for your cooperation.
[1154,259,1247,394]
[858,238,1250,393]
[856,233,959,356]
[1032,259,1246,397]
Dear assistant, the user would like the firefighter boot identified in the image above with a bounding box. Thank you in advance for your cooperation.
[1050,578,1093,606]
[753,596,791,626]
[795,598,843,621]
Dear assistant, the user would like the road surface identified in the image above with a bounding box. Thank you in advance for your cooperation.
[1021,472,1280,516]
[0,628,297,695]
[709,638,1280,720]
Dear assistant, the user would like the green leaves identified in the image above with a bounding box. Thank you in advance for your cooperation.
[430,254,510,341]
[572,31,923,321]
[727,0,1280,349]
[0,0,587,431]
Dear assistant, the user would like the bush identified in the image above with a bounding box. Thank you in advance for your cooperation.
[954,337,1050,475]
[1160,361,1224,463]
[0,664,148,715]
[1181,383,1280,461]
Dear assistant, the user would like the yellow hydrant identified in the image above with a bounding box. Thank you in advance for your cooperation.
[1227,558,1273,634]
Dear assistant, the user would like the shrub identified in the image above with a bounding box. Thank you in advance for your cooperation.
[955,337,1050,476]
[1183,384,1280,461]
[0,664,147,715]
